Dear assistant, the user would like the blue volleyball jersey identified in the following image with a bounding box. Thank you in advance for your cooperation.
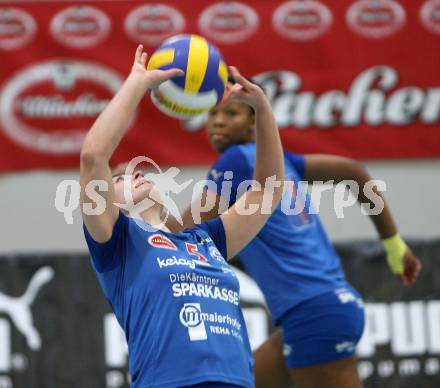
[84,213,254,388]
[206,143,347,323]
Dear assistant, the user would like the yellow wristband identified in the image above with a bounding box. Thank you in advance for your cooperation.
[382,234,407,274]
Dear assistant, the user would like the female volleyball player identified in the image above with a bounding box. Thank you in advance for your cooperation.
[80,45,284,388]
[173,81,422,388]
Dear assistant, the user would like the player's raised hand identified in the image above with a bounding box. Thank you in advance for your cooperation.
[225,66,268,110]
[399,248,422,286]
[130,44,184,89]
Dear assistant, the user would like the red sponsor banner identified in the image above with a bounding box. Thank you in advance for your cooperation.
[0,0,439,171]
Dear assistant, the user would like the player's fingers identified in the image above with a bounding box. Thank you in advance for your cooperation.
[410,272,418,284]
[408,259,421,282]
[408,270,417,284]
[135,44,143,63]
[218,86,237,105]
[222,83,243,99]
[160,68,184,81]
[228,84,246,97]
[141,52,148,67]
[402,262,413,283]
[403,262,419,285]
[399,273,410,286]
[412,263,422,282]
[228,66,239,80]
[229,66,246,85]
[228,66,253,89]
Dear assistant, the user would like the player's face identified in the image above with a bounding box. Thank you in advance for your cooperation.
[206,100,255,153]
[112,170,160,206]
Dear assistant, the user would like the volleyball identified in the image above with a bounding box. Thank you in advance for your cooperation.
[147,34,228,119]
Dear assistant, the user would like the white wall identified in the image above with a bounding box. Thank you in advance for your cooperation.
[0,159,439,254]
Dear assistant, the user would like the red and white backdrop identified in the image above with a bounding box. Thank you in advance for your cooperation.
[1,0,439,171]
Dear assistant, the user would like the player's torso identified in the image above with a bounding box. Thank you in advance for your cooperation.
[114,221,254,387]
[233,144,347,319]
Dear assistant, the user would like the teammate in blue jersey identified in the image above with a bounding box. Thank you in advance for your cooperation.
[80,46,284,388]
[173,80,422,388]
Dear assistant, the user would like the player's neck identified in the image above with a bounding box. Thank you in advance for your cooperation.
[139,205,171,233]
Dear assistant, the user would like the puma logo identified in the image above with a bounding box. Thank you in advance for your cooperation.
[0,266,54,351]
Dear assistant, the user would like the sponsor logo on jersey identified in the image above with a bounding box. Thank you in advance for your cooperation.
[185,242,210,265]
[179,303,243,342]
[172,282,239,305]
[209,246,226,263]
[103,268,270,378]
[157,256,210,270]
[148,234,177,250]
[179,303,207,341]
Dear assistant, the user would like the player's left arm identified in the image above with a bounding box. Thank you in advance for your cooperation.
[219,67,284,259]
[166,69,284,256]
[303,154,421,285]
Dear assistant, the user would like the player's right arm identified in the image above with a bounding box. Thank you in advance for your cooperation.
[80,45,183,242]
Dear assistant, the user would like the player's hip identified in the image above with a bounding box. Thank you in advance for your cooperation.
[279,284,365,368]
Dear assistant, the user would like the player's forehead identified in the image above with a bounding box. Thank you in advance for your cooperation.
[211,100,249,114]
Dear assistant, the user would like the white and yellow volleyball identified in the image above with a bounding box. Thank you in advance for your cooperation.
[147,34,228,119]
